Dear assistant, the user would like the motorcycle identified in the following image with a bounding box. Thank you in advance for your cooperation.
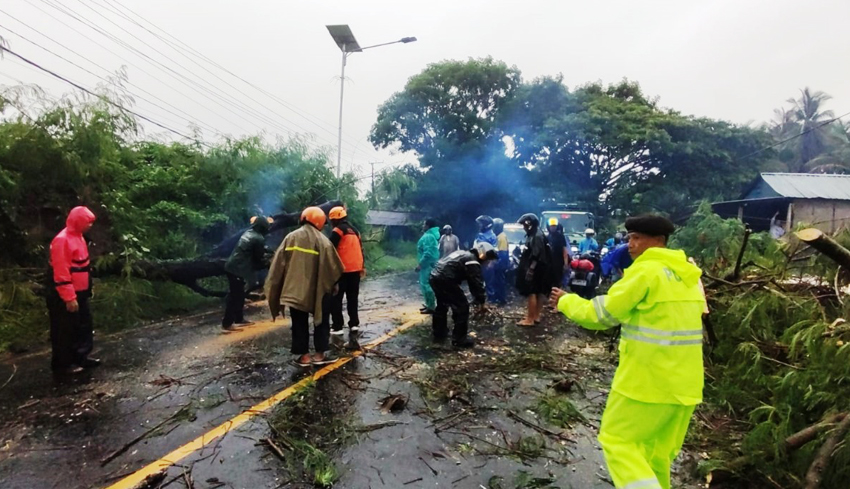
[568,251,602,299]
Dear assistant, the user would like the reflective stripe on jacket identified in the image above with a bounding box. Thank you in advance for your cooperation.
[557,247,705,405]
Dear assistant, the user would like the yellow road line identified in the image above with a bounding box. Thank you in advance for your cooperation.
[103,316,424,489]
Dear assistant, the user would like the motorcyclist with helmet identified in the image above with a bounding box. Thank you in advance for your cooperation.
[516,213,551,327]
[429,242,498,348]
[605,232,624,249]
[492,218,510,305]
[474,215,498,303]
[579,228,600,254]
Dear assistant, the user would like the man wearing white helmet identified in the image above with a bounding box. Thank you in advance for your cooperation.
[579,228,599,254]
[429,242,498,349]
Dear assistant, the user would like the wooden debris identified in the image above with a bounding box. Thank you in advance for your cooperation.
[804,413,850,489]
[379,393,408,414]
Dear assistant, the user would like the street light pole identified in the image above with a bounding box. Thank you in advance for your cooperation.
[336,43,347,185]
[326,25,416,186]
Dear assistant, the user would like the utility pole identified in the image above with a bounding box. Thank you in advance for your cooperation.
[370,161,380,206]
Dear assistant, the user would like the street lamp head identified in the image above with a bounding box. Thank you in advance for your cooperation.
[400,37,417,43]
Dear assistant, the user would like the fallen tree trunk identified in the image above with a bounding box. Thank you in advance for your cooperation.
[92,200,342,296]
[804,412,850,489]
[795,228,850,270]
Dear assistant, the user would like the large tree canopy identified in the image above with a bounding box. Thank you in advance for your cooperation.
[371,62,774,226]
[370,57,521,168]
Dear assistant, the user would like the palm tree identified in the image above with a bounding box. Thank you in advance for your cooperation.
[787,88,835,166]
[803,120,850,173]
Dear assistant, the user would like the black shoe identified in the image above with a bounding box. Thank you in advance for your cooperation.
[82,358,101,368]
[452,337,475,349]
[420,308,435,315]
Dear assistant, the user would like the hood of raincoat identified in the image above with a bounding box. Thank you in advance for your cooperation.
[66,206,96,234]
[634,247,702,287]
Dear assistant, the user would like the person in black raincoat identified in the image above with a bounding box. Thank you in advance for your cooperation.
[547,220,569,289]
[222,215,271,331]
[429,242,498,349]
[516,213,551,327]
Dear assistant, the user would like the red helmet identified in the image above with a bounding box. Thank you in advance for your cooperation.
[301,207,326,229]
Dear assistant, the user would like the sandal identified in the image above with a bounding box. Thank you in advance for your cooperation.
[291,356,312,368]
[311,353,339,366]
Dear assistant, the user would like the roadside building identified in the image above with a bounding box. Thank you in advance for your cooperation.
[712,172,850,235]
[366,210,425,241]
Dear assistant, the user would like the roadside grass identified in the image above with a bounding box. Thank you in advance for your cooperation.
[0,272,216,353]
[364,240,417,276]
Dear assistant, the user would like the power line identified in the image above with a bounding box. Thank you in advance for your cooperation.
[38,0,316,142]
[98,0,383,160]
[18,0,255,135]
[65,0,378,161]
[741,110,850,160]
[83,0,371,155]
[0,19,230,138]
[0,45,212,147]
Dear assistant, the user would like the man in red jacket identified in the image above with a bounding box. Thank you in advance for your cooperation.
[47,206,99,374]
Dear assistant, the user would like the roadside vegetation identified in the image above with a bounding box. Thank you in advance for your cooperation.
[674,207,850,488]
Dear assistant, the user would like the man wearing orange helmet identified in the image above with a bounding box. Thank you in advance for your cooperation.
[328,206,365,337]
[266,206,343,367]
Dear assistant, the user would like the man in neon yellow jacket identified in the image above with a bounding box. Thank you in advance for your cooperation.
[550,215,705,489]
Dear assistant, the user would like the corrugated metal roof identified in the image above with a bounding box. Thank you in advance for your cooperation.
[366,210,424,227]
[756,173,850,200]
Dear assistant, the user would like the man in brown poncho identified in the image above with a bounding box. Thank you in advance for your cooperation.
[266,206,343,367]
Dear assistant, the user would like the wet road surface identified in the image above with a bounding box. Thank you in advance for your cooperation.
[0,273,700,488]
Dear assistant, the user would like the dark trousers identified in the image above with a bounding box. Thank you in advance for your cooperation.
[331,272,361,330]
[493,256,509,305]
[483,262,497,303]
[290,294,332,355]
[222,273,246,327]
[430,278,470,341]
[47,291,93,370]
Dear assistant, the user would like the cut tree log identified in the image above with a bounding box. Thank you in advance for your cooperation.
[795,228,850,270]
[91,200,342,297]
[804,412,850,489]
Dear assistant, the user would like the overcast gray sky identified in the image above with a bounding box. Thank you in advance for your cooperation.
[2,0,849,182]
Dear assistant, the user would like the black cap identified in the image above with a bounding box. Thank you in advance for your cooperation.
[625,215,675,238]
[425,217,438,228]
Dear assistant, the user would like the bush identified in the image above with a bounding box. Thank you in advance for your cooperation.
[674,204,850,487]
